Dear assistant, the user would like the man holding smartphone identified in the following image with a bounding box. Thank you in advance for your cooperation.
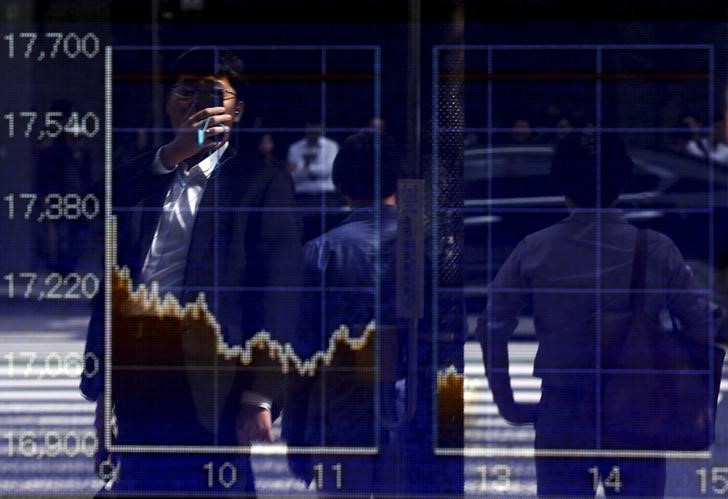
[82,48,301,496]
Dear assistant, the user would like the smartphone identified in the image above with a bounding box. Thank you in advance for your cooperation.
[195,90,220,112]
[196,89,223,144]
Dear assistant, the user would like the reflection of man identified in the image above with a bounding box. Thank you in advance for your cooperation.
[286,122,339,194]
[81,48,301,495]
[477,133,726,497]
[283,132,403,495]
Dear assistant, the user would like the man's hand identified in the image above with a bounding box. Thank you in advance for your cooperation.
[236,405,275,445]
[160,105,233,170]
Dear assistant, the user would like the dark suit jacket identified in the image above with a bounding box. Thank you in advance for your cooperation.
[81,146,302,446]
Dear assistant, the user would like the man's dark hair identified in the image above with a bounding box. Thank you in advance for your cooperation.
[166,47,246,97]
[551,132,633,207]
[332,132,402,201]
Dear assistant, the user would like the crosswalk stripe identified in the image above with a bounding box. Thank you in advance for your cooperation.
[0,391,91,401]
[0,478,104,492]
[465,377,542,389]
[0,379,82,388]
[2,322,726,497]
[0,403,94,413]
[466,391,541,403]
[0,415,94,426]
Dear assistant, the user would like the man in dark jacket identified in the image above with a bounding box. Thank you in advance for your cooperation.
[81,48,301,496]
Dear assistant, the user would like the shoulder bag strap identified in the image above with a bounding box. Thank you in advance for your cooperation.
[628,228,648,312]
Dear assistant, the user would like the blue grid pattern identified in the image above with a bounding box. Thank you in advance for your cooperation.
[433,43,717,457]
[106,44,383,454]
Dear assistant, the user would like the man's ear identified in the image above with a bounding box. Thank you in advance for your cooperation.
[234,101,245,123]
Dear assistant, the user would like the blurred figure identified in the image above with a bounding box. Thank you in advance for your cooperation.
[367,116,386,133]
[477,132,726,497]
[283,132,405,496]
[287,121,339,194]
[113,128,154,166]
[671,112,703,154]
[685,113,728,165]
[555,116,573,140]
[33,99,95,273]
[712,86,728,471]
[510,118,533,144]
[254,133,285,169]
[542,103,563,128]
[568,106,595,129]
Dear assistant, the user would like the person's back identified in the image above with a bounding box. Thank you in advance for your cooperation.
[499,212,708,379]
[283,132,403,494]
[286,122,340,194]
[478,132,725,497]
[301,206,397,348]
[289,205,398,454]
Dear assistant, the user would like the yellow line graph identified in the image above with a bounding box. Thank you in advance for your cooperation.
[113,265,374,377]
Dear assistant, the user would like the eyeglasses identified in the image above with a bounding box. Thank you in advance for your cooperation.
[172,83,237,101]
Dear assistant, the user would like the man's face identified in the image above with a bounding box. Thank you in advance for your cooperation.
[304,124,322,144]
[166,74,243,130]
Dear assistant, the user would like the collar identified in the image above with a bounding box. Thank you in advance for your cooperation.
[342,204,398,223]
[564,209,628,224]
[185,141,229,179]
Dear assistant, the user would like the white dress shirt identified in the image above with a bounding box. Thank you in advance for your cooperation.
[140,143,228,296]
[686,138,728,165]
[287,136,339,194]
